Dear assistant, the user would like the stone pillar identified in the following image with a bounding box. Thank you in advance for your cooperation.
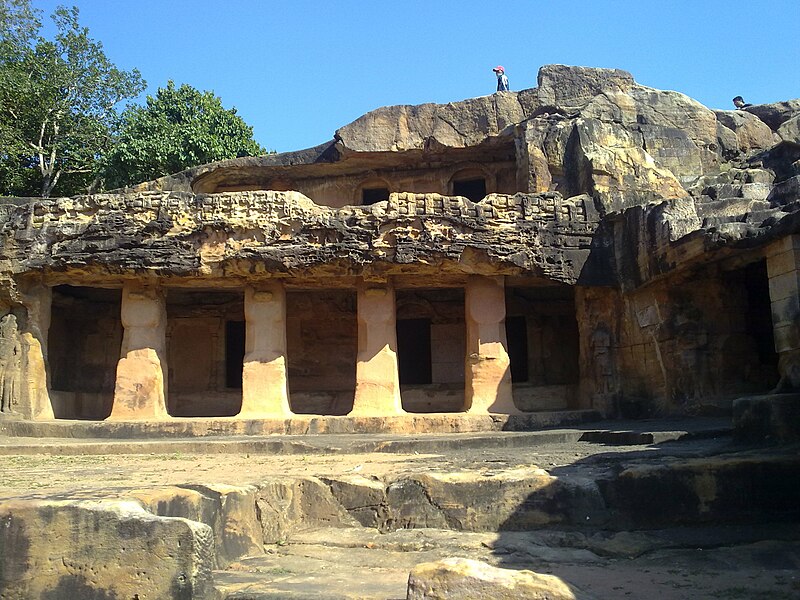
[766,235,800,391]
[109,282,169,420]
[464,275,518,414]
[351,282,404,416]
[240,284,292,418]
[20,281,54,420]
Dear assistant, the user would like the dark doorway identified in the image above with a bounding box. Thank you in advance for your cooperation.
[362,187,390,205]
[505,316,529,383]
[48,285,122,419]
[397,318,433,385]
[165,289,244,417]
[452,178,486,202]
[286,290,357,415]
[744,260,778,366]
[225,320,246,389]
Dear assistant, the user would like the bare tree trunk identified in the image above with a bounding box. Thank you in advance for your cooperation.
[37,121,60,197]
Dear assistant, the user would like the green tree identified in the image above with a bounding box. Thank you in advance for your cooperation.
[0,1,144,197]
[102,81,265,189]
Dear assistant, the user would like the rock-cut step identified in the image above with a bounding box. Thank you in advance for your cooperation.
[212,525,800,600]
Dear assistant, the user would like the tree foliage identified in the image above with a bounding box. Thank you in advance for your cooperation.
[102,81,265,189]
[0,1,144,197]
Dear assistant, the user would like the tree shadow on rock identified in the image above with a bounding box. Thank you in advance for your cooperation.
[488,440,800,598]
[41,575,119,600]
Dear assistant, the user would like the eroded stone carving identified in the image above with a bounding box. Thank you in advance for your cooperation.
[0,314,21,413]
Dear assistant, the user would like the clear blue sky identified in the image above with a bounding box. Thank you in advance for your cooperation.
[34,0,800,153]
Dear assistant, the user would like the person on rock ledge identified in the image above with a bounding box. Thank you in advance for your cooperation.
[493,65,509,92]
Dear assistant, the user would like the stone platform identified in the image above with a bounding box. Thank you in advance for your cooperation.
[2,418,798,599]
[0,409,603,439]
[0,415,731,456]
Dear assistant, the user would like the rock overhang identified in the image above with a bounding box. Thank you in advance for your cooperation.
[0,190,605,288]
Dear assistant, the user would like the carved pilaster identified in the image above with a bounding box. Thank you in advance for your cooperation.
[766,235,800,391]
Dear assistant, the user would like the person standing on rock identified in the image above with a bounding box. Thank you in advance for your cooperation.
[493,66,509,92]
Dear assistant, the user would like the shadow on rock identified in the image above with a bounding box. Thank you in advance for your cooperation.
[487,440,800,597]
[41,575,119,600]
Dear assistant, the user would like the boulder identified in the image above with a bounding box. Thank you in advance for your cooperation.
[131,483,264,567]
[255,476,359,543]
[778,114,800,145]
[733,393,800,444]
[536,64,634,110]
[745,99,800,131]
[0,499,215,599]
[335,93,526,153]
[382,467,607,531]
[714,109,777,154]
[406,557,588,599]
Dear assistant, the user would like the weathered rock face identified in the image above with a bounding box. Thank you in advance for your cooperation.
[0,499,215,599]
[714,109,777,157]
[0,191,602,286]
[135,64,783,217]
[778,114,800,145]
[744,99,800,131]
[334,92,529,152]
[131,483,264,568]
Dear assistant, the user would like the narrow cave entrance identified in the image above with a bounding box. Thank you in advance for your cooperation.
[452,178,487,202]
[505,315,529,383]
[48,285,122,420]
[744,260,778,367]
[505,285,579,411]
[396,288,465,412]
[165,289,244,417]
[362,187,390,205]
[225,320,246,390]
[286,290,357,415]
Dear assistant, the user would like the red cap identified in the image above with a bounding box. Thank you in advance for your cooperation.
[493,65,505,73]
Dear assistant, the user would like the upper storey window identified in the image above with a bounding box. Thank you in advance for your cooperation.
[452,177,486,203]
[362,187,390,205]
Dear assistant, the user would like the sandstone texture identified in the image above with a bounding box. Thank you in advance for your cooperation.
[130,483,264,568]
[0,499,214,599]
[406,557,586,600]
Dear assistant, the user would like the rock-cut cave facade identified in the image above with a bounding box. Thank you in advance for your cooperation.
[0,64,798,424]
